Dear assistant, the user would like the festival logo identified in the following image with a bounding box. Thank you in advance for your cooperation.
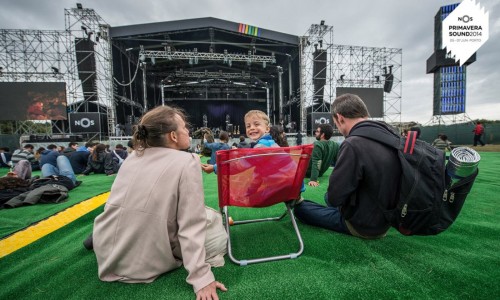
[442,0,489,66]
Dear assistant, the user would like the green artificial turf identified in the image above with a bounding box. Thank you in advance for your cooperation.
[0,153,499,299]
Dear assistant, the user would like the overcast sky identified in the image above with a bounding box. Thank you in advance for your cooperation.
[1,0,498,123]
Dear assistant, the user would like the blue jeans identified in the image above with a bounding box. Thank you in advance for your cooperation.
[294,198,350,235]
[41,155,77,184]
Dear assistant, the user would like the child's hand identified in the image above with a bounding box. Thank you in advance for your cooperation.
[201,164,215,174]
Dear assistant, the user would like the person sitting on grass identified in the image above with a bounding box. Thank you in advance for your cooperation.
[81,143,118,176]
[89,106,227,299]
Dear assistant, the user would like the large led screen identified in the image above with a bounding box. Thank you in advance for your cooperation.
[335,87,384,118]
[0,82,67,121]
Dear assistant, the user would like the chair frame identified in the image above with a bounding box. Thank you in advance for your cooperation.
[217,147,311,266]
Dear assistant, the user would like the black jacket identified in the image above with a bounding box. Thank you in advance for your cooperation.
[69,151,90,174]
[327,121,401,237]
[83,152,118,175]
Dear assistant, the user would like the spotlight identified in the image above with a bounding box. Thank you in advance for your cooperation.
[340,75,345,82]
[375,76,380,83]
[76,3,83,9]
[81,25,87,34]
[51,67,59,74]
[318,40,323,48]
[320,20,325,26]
[150,57,156,65]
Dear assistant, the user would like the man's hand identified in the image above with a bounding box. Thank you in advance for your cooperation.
[308,180,319,187]
[201,164,215,174]
[196,281,227,300]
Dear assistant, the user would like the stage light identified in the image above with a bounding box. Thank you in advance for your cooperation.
[51,67,59,74]
[340,74,345,82]
[151,57,156,65]
[139,53,146,62]
[320,20,325,26]
[375,76,380,83]
[319,40,323,48]
[81,26,87,34]
[76,3,83,9]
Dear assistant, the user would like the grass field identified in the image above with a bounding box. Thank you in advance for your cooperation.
[0,151,499,299]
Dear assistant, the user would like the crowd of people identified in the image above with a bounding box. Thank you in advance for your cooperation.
[0,141,129,182]
[1,94,490,299]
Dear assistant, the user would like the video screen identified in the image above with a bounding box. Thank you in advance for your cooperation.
[0,82,67,121]
[336,87,384,118]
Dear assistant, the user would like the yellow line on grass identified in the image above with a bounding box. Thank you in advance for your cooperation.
[0,192,109,258]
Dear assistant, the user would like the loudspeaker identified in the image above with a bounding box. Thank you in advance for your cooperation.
[313,50,327,105]
[384,73,394,93]
[74,38,97,101]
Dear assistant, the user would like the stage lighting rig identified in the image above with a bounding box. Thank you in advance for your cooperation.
[76,3,83,9]
[51,67,59,74]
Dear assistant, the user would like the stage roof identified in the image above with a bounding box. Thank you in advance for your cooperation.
[109,17,300,80]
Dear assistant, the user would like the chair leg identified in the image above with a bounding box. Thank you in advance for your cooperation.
[221,204,304,266]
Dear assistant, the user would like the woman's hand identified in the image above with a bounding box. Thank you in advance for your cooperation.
[196,281,227,300]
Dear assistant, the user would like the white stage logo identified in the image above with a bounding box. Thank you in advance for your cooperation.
[442,0,489,66]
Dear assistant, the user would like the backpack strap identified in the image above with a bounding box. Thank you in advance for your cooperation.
[404,131,418,154]
[112,150,124,164]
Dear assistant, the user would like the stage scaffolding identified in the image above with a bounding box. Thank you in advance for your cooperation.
[0,29,71,135]
[299,22,334,133]
[331,45,402,124]
[65,6,115,138]
[299,22,402,132]
[0,7,115,138]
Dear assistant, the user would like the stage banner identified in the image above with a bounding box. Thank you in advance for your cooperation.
[310,112,334,130]
[69,112,101,133]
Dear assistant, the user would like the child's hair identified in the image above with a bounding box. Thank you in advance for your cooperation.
[244,110,270,126]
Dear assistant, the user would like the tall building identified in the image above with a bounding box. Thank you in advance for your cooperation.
[426,3,476,116]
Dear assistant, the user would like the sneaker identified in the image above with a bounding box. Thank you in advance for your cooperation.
[75,180,82,188]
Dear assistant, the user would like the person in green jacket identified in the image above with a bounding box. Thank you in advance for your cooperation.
[306,124,340,187]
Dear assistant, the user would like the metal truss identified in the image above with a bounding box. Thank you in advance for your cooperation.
[299,22,402,131]
[173,70,251,80]
[299,23,334,132]
[65,6,115,137]
[0,29,72,135]
[331,45,402,124]
[140,48,276,66]
[426,113,473,125]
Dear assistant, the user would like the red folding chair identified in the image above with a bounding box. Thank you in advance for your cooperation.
[216,145,313,266]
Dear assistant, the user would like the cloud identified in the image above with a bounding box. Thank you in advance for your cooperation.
[0,0,498,122]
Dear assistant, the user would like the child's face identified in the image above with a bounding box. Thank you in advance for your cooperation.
[245,114,269,141]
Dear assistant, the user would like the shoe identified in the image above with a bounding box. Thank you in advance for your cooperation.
[83,234,93,250]
[75,180,82,188]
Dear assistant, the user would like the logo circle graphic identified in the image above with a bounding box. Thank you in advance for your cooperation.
[80,118,92,128]
[462,15,472,23]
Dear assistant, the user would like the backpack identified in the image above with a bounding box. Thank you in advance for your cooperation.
[350,121,478,236]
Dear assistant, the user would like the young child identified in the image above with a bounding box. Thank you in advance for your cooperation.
[201,110,278,174]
